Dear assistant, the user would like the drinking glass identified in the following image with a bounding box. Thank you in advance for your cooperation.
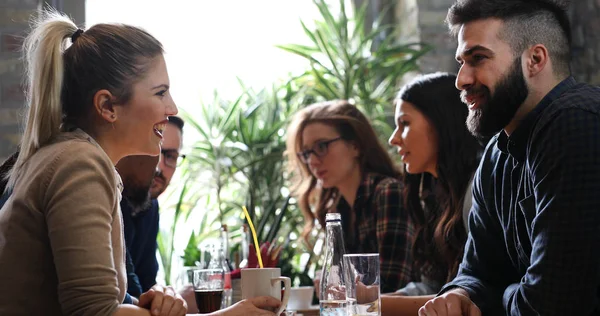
[193,268,224,313]
[343,254,381,316]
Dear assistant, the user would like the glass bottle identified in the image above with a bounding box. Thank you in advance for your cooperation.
[319,213,348,316]
[220,224,234,271]
[238,224,250,269]
[208,242,232,308]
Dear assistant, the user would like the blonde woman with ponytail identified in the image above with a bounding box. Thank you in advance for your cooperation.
[0,9,279,316]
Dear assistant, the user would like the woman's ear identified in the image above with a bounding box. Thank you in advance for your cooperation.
[92,89,117,123]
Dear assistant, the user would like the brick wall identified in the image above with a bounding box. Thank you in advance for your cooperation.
[0,0,84,162]
[410,0,600,84]
[413,0,458,74]
[570,1,600,85]
[0,0,39,162]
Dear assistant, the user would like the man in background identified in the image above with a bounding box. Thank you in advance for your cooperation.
[0,116,186,303]
[117,115,185,295]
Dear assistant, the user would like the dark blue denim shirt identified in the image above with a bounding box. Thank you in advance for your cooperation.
[442,77,600,315]
[122,198,160,294]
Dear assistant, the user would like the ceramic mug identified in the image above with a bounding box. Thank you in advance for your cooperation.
[241,268,291,315]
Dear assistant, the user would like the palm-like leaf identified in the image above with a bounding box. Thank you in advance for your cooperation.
[158,0,429,286]
[278,0,431,146]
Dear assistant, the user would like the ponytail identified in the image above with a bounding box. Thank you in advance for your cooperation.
[6,9,164,191]
[6,10,78,189]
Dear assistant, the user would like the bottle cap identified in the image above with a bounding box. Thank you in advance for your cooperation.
[325,213,342,222]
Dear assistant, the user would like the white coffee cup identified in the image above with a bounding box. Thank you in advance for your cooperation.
[241,268,291,315]
[287,286,314,310]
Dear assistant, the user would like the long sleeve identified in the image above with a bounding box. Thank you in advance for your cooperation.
[45,141,123,316]
[502,108,600,315]
[126,249,143,298]
[374,179,415,293]
[136,200,160,292]
[439,148,517,314]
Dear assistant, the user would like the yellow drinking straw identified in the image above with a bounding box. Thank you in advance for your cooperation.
[242,206,264,268]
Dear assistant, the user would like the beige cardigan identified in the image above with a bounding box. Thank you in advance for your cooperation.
[0,129,127,315]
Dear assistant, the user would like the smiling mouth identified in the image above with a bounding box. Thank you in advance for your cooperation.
[153,122,167,138]
[153,176,164,185]
[467,98,480,110]
[462,93,484,110]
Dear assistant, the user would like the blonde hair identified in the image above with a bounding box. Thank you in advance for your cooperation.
[8,10,78,189]
[7,9,163,190]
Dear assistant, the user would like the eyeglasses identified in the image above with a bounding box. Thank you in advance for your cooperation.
[161,149,186,168]
[296,137,342,164]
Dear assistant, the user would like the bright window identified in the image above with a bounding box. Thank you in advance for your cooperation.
[85,0,349,284]
[85,0,331,117]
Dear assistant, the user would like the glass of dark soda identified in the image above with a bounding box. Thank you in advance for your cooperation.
[193,268,224,313]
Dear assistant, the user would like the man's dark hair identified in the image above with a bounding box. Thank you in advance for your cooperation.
[446,0,572,76]
[167,115,184,134]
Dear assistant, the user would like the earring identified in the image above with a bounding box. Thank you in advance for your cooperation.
[111,114,116,119]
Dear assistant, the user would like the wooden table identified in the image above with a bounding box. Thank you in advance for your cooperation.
[292,306,319,316]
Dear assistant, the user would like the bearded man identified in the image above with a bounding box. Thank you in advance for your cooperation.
[419,1,600,315]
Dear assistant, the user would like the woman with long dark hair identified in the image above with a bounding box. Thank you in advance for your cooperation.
[382,72,482,315]
[286,100,415,293]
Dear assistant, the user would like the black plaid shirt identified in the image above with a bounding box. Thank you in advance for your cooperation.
[442,77,600,315]
[337,172,415,293]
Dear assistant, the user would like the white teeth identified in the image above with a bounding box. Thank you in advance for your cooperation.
[154,123,166,134]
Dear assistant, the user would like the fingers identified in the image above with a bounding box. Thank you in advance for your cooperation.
[149,285,165,315]
[418,296,452,316]
[178,285,197,314]
[419,301,442,316]
[148,285,181,316]
[158,286,176,315]
[250,304,276,316]
[166,292,187,316]
[420,307,439,316]
[468,303,481,316]
[140,285,188,316]
[138,289,156,309]
[227,299,276,316]
[419,293,476,316]
[249,296,282,310]
[445,297,463,316]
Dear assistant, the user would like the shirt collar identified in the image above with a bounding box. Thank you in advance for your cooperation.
[497,76,577,162]
[114,170,124,195]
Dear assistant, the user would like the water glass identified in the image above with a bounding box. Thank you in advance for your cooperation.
[193,268,224,313]
[343,254,381,316]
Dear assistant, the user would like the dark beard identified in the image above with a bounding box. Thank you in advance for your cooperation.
[463,57,529,139]
[123,185,152,212]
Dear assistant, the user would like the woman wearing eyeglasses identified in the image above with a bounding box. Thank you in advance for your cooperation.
[285,100,415,293]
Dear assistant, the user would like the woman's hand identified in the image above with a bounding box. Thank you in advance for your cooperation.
[138,284,188,316]
[215,296,281,316]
